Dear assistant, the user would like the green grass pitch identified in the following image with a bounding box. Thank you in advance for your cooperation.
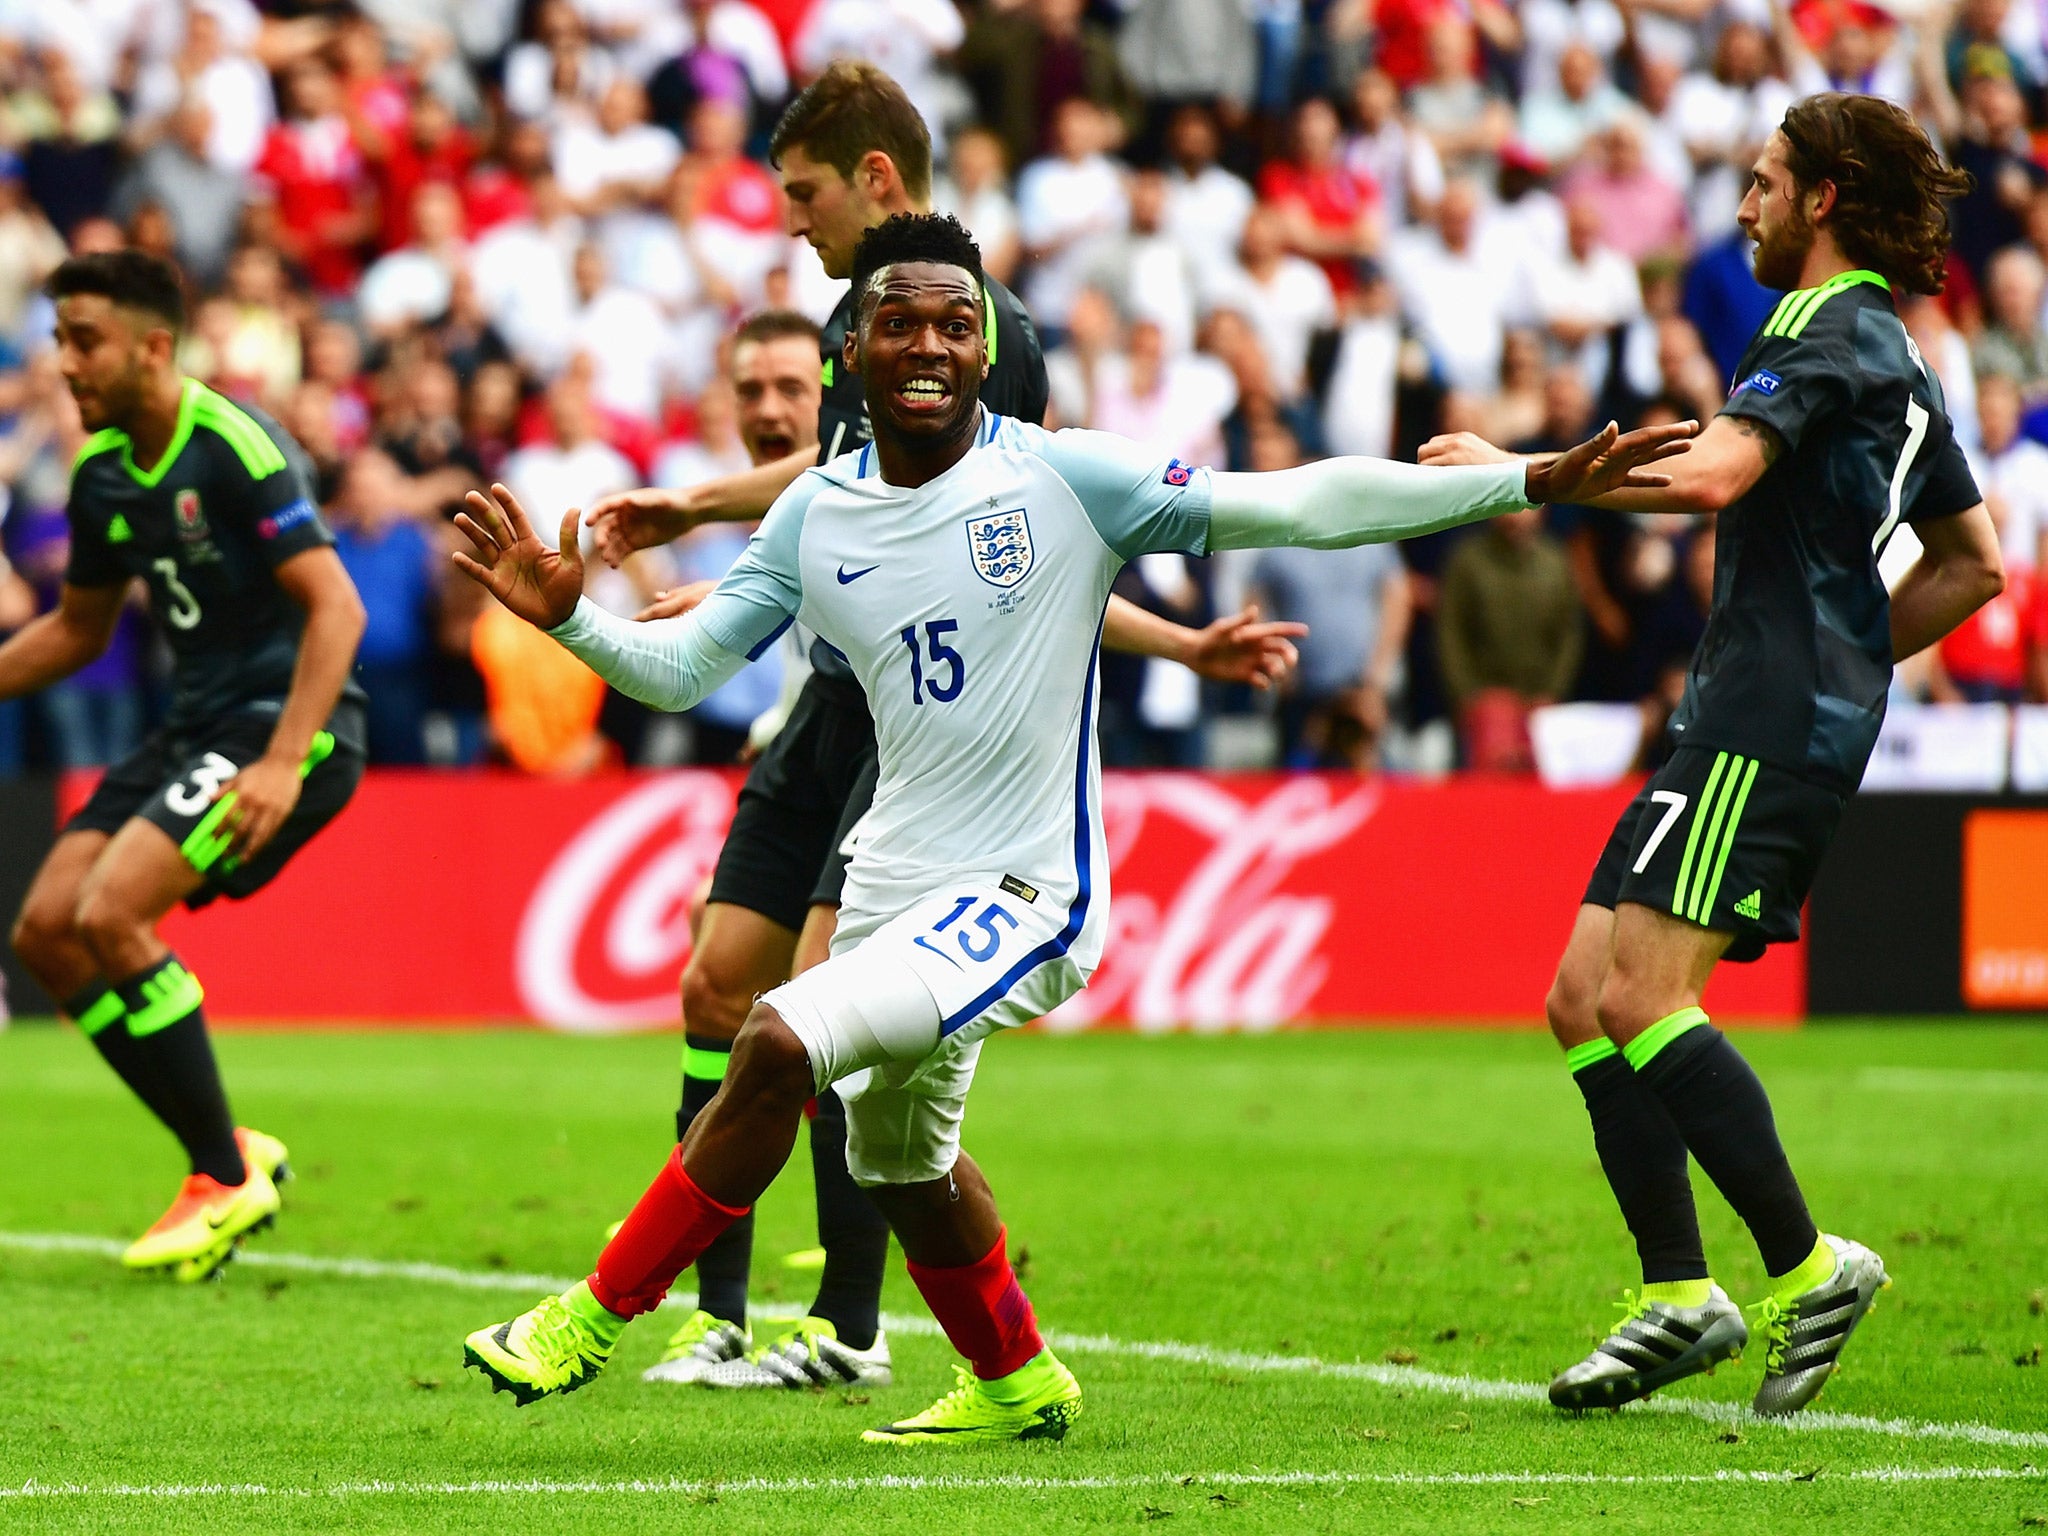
[1,1022,2044,1534]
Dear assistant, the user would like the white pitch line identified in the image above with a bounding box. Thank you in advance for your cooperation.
[6,1231,2047,1452]
[1,1466,2042,1501]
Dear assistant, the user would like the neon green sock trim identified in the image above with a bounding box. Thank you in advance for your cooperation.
[1622,1007,1710,1071]
[683,1042,731,1082]
[980,1348,1060,1404]
[564,1279,629,1346]
[1565,1038,1620,1073]
[1768,1236,1836,1301]
[74,991,125,1038]
[1640,1279,1713,1308]
[125,960,204,1038]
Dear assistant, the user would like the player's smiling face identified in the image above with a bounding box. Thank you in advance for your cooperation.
[53,294,160,432]
[850,262,988,448]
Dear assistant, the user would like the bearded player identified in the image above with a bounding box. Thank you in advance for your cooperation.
[1425,94,2004,1415]
[456,212,1688,1442]
[4,251,366,1281]
[588,64,1304,1393]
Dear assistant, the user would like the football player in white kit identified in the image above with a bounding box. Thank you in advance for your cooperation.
[456,214,1693,1444]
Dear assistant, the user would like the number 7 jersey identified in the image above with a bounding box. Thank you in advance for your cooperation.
[1681,270,1981,791]
[692,411,1212,957]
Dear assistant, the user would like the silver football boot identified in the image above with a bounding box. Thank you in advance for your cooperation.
[1750,1234,1890,1416]
[698,1316,893,1390]
[1550,1283,1749,1411]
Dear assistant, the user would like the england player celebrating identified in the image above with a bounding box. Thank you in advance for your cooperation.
[3,252,366,1281]
[590,61,1303,1395]
[1427,94,2003,1416]
[456,214,1686,1443]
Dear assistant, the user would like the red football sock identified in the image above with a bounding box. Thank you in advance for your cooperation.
[588,1147,749,1317]
[904,1224,1044,1381]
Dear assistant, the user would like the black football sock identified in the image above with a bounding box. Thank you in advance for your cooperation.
[805,1086,888,1351]
[1627,1009,1820,1278]
[1568,1038,1708,1285]
[65,982,188,1137]
[676,1035,751,1327]
[110,956,246,1186]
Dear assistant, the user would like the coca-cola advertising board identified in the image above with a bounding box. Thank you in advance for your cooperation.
[87,770,1803,1027]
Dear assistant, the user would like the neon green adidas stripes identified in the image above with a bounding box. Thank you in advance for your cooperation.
[683,1043,731,1082]
[126,959,205,1038]
[74,990,126,1038]
[1565,1038,1620,1073]
[1622,1007,1710,1071]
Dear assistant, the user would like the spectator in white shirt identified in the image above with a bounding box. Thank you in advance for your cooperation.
[1533,196,1643,396]
[501,372,646,616]
[1207,203,1335,400]
[1319,267,1401,460]
[1161,103,1254,288]
[128,3,274,175]
[1389,178,1510,394]
[1344,66,1444,224]
[1016,98,1128,332]
[1972,370,2048,575]
[358,181,471,339]
[795,0,967,141]
[470,171,584,375]
[503,0,619,125]
[1519,40,1632,165]
[935,124,1021,286]
[1087,167,1200,356]
[565,240,671,423]
[553,76,681,217]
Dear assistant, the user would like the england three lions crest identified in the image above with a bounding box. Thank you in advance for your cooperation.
[966,507,1034,589]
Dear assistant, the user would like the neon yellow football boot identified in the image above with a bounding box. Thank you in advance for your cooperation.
[236,1126,292,1186]
[121,1164,282,1283]
[465,1282,627,1406]
[862,1350,1082,1445]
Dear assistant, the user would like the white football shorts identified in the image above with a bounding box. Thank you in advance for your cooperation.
[762,880,1087,1186]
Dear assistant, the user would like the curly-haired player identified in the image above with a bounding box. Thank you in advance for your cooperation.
[1427,93,2003,1416]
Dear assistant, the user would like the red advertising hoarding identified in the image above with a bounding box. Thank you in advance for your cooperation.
[86,770,1802,1028]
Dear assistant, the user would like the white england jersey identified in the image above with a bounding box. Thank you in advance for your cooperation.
[689,410,1213,989]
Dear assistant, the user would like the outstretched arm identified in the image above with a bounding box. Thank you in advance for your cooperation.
[451,483,766,713]
[1209,420,1694,550]
[584,445,818,567]
[0,580,123,701]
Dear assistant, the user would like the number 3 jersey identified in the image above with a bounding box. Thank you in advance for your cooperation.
[65,379,365,736]
[691,411,1212,958]
[1684,270,1981,790]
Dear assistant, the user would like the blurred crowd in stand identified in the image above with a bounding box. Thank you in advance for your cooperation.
[1,0,2046,780]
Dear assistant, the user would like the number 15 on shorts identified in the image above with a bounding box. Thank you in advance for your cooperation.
[915,894,1018,968]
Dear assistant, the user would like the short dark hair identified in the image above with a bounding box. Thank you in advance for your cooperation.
[46,249,187,332]
[769,60,932,203]
[1779,94,1972,296]
[847,213,984,323]
[733,309,823,350]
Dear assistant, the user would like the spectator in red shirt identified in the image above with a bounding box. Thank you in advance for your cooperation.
[462,120,551,238]
[685,95,781,235]
[254,58,377,296]
[1257,96,1382,295]
[374,90,476,253]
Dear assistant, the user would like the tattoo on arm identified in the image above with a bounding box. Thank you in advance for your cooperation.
[1730,415,1784,467]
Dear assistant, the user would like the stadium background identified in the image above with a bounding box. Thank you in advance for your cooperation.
[0,0,2044,1030]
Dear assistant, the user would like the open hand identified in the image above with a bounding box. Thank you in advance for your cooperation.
[584,487,693,569]
[1525,418,1699,504]
[633,579,718,622]
[451,483,585,631]
[1185,604,1308,689]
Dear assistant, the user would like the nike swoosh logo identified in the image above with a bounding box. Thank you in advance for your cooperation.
[837,564,879,584]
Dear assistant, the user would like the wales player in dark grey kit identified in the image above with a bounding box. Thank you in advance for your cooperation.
[585,62,1302,1392]
[1426,94,2005,1416]
[4,252,366,1282]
